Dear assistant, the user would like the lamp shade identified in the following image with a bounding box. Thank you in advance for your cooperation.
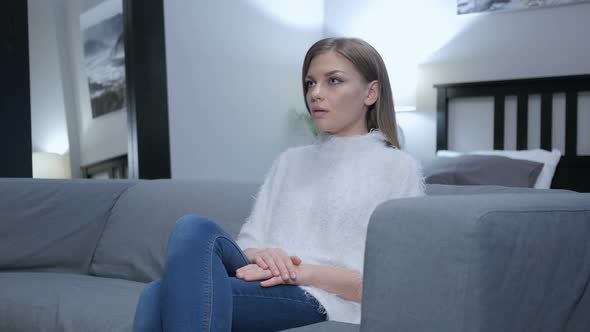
[395,105,416,112]
[32,152,71,179]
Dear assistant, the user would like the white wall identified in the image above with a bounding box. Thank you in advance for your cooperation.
[324,0,590,161]
[28,0,69,156]
[165,0,324,182]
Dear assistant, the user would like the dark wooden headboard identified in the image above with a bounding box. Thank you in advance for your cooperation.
[434,74,590,193]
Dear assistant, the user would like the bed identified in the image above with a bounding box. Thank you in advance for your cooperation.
[432,74,590,192]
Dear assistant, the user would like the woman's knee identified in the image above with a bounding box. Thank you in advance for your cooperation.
[138,279,162,303]
[134,280,162,332]
[171,214,223,239]
[135,280,162,316]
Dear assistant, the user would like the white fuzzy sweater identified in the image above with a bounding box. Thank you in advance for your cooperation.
[236,130,425,324]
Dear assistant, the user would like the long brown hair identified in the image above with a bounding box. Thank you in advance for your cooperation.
[302,37,400,148]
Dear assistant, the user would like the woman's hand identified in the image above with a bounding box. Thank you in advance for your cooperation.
[238,260,363,302]
[242,248,301,282]
[235,263,308,287]
[235,264,274,282]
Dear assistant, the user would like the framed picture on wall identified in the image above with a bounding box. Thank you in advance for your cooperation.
[457,0,590,15]
[80,0,126,119]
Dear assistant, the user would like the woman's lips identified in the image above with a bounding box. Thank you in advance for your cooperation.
[312,109,328,118]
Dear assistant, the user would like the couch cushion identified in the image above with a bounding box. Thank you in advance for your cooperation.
[0,179,134,274]
[0,272,359,332]
[0,272,144,332]
[90,180,259,282]
[284,321,359,332]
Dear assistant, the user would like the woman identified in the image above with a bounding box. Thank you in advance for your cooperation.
[133,37,424,332]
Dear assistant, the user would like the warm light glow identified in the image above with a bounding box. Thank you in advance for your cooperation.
[327,0,478,110]
[32,152,71,179]
[39,133,70,156]
[244,0,324,29]
[395,105,416,112]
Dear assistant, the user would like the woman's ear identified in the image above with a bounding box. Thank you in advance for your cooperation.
[365,80,379,106]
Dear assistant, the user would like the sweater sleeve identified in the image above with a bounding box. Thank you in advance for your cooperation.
[390,153,426,199]
[236,153,284,250]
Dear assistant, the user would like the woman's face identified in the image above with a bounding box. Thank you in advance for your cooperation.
[305,51,378,137]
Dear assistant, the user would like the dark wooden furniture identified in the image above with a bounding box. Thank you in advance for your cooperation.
[435,74,590,192]
[81,154,128,179]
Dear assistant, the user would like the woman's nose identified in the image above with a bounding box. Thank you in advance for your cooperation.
[309,84,323,101]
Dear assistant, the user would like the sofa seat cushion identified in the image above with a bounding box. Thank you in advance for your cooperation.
[0,272,356,332]
[0,272,144,332]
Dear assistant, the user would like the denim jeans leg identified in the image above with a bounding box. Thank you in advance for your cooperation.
[133,280,163,332]
[134,214,326,332]
[160,215,250,331]
[231,277,327,332]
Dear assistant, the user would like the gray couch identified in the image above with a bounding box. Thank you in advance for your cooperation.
[1,178,589,332]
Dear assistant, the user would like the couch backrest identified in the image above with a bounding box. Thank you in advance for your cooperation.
[0,178,134,274]
[88,179,259,283]
[425,184,572,195]
[3,178,569,282]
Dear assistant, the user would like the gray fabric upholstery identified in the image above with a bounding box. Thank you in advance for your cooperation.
[363,193,590,332]
[0,272,144,332]
[423,155,543,187]
[464,210,590,331]
[89,180,259,282]
[2,178,588,332]
[0,179,134,274]
[426,183,572,196]
[285,321,359,332]
[0,270,357,332]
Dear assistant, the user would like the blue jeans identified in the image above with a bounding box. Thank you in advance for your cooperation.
[133,215,327,332]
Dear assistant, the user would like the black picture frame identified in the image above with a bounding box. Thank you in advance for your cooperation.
[1,2,32,178]
[123,0,171,179]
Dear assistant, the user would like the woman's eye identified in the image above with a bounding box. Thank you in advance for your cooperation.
[329,77,343,85]
[305,80,315,87]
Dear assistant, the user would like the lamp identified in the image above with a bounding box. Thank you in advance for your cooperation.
[395,105,416,112]
[32,152,71,179]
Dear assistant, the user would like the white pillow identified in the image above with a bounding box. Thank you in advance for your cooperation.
[436,149,562,189]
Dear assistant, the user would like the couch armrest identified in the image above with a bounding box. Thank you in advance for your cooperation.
[361,193,590,332]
